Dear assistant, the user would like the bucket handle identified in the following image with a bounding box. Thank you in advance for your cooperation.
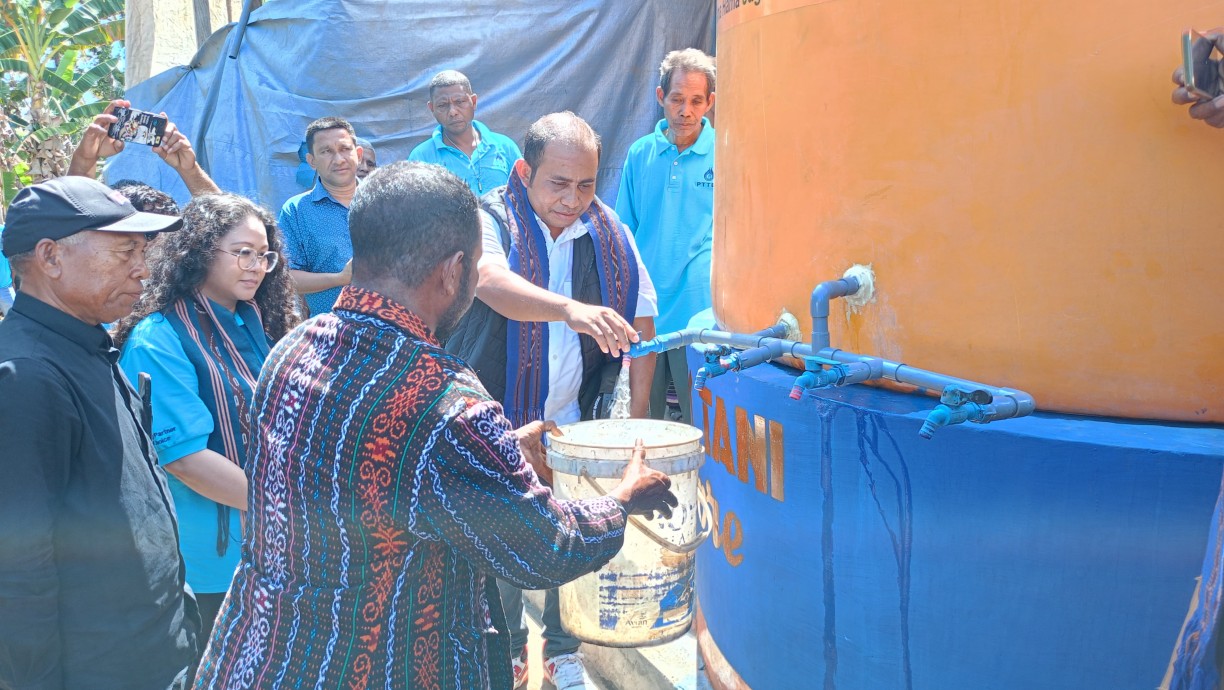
[580,470,710,555]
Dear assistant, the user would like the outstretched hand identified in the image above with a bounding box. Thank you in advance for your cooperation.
[515,419,560,485]
[610,439,678,520]
[562,301,639,358]
[1173,31,1224,128]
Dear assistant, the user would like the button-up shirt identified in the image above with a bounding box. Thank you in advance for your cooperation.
[477,207,658,424]
[193,286,628,690]
[615,118,715,333]
[278,181,352,317]
[408,120,523,196]
[0,293,198,690]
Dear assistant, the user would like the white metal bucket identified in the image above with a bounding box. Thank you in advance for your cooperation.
[548,419,706,647]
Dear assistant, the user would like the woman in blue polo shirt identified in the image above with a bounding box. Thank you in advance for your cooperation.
[113,193,299,679]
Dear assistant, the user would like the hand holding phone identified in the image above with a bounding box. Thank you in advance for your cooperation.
[1172,31,1224,128]
[106,107,167,147]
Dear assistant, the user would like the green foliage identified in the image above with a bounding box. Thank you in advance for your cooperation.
[0,0,125,217]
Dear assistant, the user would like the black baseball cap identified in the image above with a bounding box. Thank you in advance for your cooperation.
[2,176,183,258]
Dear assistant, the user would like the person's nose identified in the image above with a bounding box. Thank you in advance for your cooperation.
[133,255,150,281]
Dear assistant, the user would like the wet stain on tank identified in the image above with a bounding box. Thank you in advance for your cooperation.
[816,398,839,690]
[855,411,914,690]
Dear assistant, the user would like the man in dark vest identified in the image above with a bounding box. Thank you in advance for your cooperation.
[446,112,658,690]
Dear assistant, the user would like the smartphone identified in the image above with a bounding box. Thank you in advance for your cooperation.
[107,107,167,147]
[1182,31,1218,100]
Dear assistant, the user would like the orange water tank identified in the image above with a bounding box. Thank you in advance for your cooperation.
[713,0,1224,423]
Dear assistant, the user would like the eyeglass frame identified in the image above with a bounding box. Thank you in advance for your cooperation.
[214,246,280,272]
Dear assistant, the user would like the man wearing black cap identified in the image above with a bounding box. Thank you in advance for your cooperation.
[0,176,200,690]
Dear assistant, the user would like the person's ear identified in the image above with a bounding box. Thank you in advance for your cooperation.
[305,151,317,170]
[515,158,531,180]
[656,86,666,108]
[34,238,65,279]
[443,250,466,295]
[470,93,479,109]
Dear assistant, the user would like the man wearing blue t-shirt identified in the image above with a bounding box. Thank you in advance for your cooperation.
[279,116,362,317]
[615,49,717,425]
[408,70,523,197]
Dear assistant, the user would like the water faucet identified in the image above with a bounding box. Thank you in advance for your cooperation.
[694,347,733,391]
[918,385,996,439]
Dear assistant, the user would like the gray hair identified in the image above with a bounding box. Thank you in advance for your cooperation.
[429,70,473,100]
[659,48,716,96]
[522,112,601,180]
[7,232,87,289]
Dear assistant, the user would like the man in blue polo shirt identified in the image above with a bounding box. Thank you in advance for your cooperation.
[408,70,523,197]
[280,116,362,316]
[615,48,716,426]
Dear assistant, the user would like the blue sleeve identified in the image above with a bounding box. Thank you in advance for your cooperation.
[118,318,214,464]
[615,150,639,234]
[277,201,308,271]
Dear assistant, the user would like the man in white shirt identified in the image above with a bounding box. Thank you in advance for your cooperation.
[444,112,657,690]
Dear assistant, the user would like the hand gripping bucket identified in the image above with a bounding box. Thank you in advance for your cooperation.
[548,419,707,647]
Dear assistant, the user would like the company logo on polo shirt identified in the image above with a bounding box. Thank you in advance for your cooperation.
[704,168,714,181]
[696,167,715,189]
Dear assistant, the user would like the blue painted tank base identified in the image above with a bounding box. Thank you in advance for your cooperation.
[687,347,1224,690]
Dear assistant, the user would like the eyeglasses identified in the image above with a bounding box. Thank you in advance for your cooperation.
[215,247,280,272]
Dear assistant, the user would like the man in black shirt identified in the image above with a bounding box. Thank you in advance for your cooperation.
[0,176,199,690]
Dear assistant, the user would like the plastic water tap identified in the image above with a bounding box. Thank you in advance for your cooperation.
[790,358,839,399]
[789,369,823,400]
[918,386,996,438]
[694,347,732,391]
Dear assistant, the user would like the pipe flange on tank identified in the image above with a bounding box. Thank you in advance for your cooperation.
[777,309,803,342]
[842,264,876,315]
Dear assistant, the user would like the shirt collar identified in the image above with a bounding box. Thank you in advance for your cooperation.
[308,178,357,205]
[653,118,715,156]
[11,292,114,357]
[533,211,588,247]
[333,285,438,345]
[434,120,491,152]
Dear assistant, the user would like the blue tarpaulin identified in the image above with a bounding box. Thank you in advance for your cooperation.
[108,0,715,210]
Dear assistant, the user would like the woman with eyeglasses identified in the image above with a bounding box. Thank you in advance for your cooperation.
[113,193,299,682]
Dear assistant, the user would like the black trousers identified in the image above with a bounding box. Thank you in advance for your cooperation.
[186,591,227,688]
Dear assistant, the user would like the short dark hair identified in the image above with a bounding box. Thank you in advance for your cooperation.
[349,161,480,288]
[109,179,180,216]
[305,116,356,155]
[428,70,473,100]
[521,112,601,180]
